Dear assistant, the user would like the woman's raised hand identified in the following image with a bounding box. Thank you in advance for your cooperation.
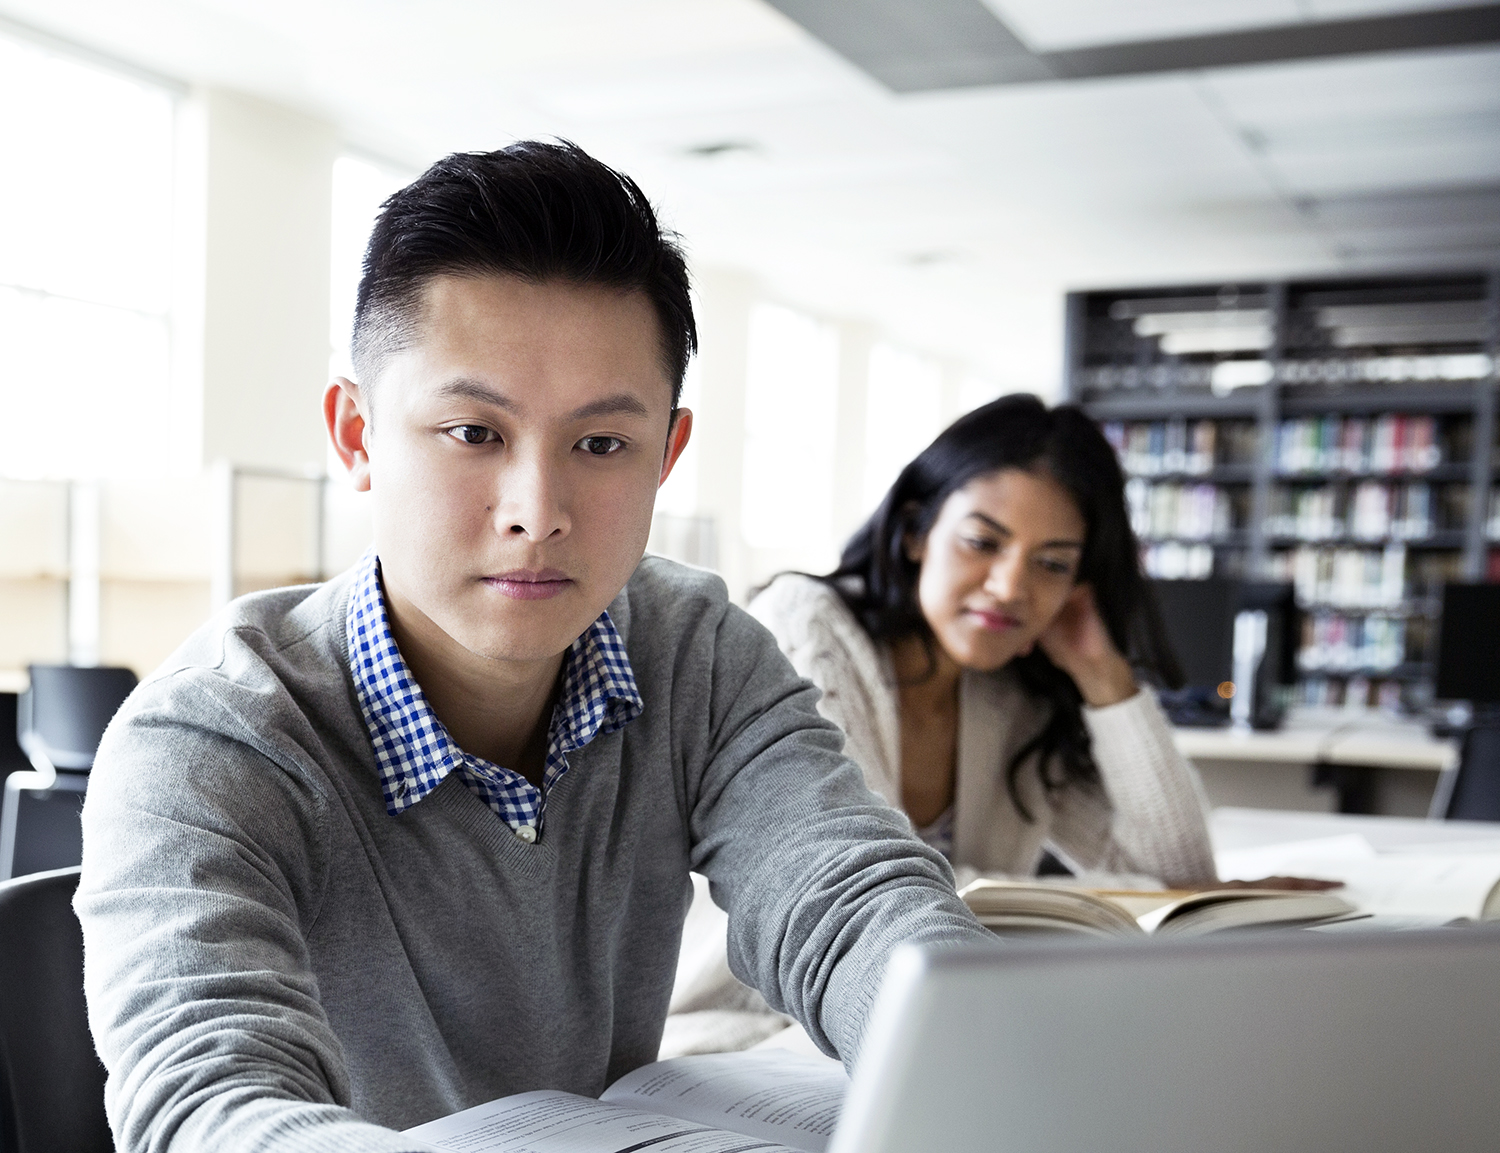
[1036,584,1139,708]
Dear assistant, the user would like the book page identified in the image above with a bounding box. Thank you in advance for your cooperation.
[601,1052,848,1153]
[404,1089,797,1153]
[1273,854,1500,921]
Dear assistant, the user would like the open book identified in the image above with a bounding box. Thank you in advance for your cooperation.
[959,878,1356,938]
[405,1050,847,1153]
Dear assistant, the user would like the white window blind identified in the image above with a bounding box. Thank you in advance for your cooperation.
[741,303,838,550]
[0,32,176,479]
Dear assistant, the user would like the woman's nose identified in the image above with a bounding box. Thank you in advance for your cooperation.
[984,551,1027,602]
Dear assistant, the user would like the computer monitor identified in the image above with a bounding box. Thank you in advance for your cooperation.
[1435,583,1500,705]
[1149,579,1295,729]
[832,931,1500,1153]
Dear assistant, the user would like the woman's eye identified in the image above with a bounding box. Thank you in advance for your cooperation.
[1037,557,1074,576]
[447,425,495,445]
[578,435,624,456]
[962,536,999,554]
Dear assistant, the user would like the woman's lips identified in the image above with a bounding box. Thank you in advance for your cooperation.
[482,569,573,601]
[967,607,1022,632]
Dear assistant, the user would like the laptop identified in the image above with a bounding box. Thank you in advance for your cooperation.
[830,928,1500,1153]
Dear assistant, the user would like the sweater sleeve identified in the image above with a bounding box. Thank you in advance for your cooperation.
[747,578,901,807]
[1045,688,1219,887]
[75,677,431,1153]
[685,602,989,1068]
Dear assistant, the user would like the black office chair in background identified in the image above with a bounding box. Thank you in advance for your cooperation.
[0,665,137,881]
[0,866,113,1153]
[1429,724,1500,822]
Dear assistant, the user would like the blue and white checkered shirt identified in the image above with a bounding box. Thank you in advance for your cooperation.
[346,549,642,842]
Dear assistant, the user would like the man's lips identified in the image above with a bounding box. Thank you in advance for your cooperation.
[966,607,1023,632]
[481,569,574,601]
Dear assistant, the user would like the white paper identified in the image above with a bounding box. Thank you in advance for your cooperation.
[601,1053,847,1153]
[1221,853,1500,921]
[1214,833,1378,881]
[404,1088,797,1153]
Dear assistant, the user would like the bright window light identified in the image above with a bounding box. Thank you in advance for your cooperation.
[0,32,175,479]
[863,344,944,512]
[741,304,839,550]
[329,154,411,382]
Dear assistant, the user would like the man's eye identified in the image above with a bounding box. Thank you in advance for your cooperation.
[447,425,495,445]
[578,436,624,456]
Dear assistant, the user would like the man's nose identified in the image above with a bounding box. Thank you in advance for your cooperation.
[491,449,570,542]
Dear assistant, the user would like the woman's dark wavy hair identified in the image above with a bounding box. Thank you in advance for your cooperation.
[822,392,1182,820]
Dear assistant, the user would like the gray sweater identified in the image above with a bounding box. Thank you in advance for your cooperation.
[76,557,985,1152]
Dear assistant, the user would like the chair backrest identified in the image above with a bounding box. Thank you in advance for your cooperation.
[0,693,27,777]
[1441,723,1500,821]
[0,867,112,1153]
[17,666,137,773]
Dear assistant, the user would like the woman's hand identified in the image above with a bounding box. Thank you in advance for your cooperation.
[1036,584,1139,708]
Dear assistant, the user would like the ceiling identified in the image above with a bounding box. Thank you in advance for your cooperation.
[0,0,1496,390]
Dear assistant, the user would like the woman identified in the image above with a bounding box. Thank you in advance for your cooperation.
[747,392,1217,886]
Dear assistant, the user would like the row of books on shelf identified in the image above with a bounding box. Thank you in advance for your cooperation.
[1297,675,1407,712]
[1297,613,1407,674]
[1078,352,1492,394]
[1267,544,1410,609]
[1141,541,1216,580]
[1274,414,1444,475]
[1264,481,1448,541]
[1103,420,1255,477]
[1125,480,1235,541]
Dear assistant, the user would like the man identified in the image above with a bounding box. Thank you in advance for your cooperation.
[76,141,986,1151]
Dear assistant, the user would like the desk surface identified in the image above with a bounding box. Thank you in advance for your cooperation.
[1174,708,1456,772]
[1210,806,1500,853]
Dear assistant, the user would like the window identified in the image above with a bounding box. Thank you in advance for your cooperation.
[863,343,943,511]
[329,154,411,381]
[740,304,839,550]
[0,32,176,478]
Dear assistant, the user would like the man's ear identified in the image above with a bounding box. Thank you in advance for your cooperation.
[658,407,694,487]
[325,377,372,493]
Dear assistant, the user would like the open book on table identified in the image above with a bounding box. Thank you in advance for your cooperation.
[405,1050,847,1153]
[959,878,1356,937]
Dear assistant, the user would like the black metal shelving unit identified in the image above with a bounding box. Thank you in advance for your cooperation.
[1065,271,1500,713]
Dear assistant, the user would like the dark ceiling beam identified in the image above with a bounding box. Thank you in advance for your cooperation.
[762,0,1500,92]
[1047,3,1500,80]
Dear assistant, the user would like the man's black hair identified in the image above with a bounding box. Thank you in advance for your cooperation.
[352,140,696,406]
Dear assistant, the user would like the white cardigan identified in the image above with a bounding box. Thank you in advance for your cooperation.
[746,574,1218,887]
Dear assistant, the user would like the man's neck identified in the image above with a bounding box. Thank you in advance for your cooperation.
[385,595,565,788]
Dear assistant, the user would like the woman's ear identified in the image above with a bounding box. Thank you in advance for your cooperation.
[900,503,926,563]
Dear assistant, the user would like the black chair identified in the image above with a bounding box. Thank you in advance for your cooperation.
[0,867,112,1152]
[0,666,137,881]
[1430,723,1500,821]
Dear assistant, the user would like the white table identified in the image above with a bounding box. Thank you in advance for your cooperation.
[1211,806,1500,853]
[1175,710,1457,773]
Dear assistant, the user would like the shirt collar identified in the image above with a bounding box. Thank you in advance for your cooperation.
[345,549,642,818]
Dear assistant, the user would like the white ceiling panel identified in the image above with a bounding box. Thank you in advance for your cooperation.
[0,0,1492,383]
[984,0,1301,52]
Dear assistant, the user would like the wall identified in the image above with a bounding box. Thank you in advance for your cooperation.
[0,86,339,684]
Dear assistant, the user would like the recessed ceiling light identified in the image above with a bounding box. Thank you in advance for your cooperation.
[681,140,759,159]
[903,250,959,267]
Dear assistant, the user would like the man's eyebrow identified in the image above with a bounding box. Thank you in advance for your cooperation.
[965,511,1084,549]
[433,380,650,422]
[436,378,517,410]
[567,393,651,421]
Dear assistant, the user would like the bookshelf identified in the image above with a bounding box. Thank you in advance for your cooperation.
[1065,272,1500,715]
